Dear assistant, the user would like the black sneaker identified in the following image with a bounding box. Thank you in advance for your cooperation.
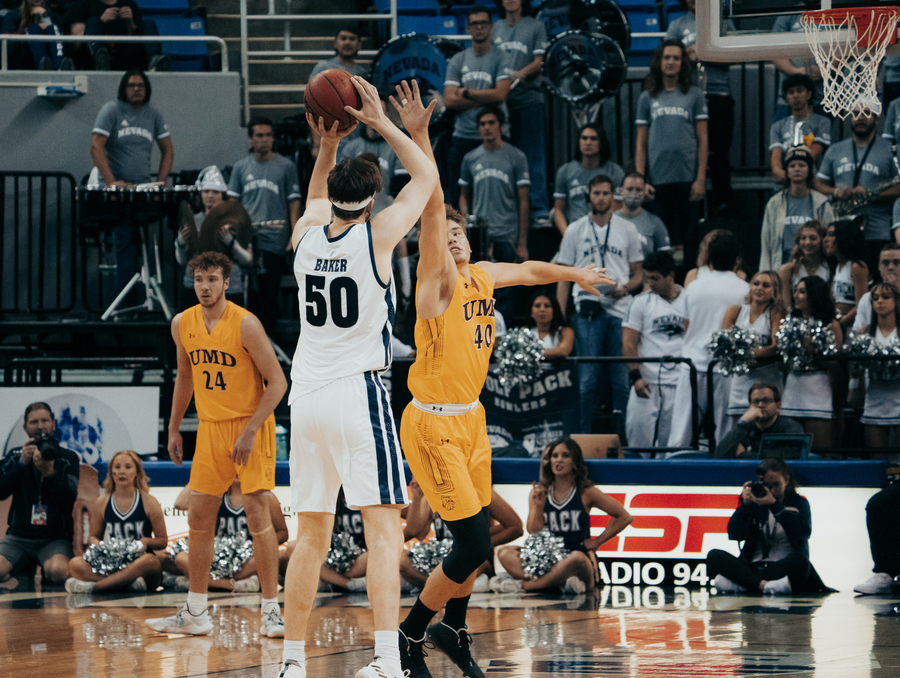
[399,629,433,678]
[427,623,484,678]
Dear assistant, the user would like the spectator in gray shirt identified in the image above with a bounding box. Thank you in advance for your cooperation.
[768,73,831,183]
[716,383,804,459]
[615,172,671,260]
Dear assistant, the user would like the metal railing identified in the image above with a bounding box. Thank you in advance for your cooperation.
[0,34,229,72]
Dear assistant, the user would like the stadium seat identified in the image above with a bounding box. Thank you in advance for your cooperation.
[138,0,190,15]
[397,14,458,36]
[627,9,663,54]
[374,0,441,15]
[153,16,208,72]
[664,4,687,30]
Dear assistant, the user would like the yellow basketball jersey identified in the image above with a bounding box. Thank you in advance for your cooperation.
[179,302,267,421]
[408,265,496,405]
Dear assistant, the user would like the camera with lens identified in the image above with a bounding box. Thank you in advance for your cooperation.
[750,481,769,498]
[30,431,59,462]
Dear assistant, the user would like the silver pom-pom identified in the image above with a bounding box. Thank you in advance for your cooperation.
[325,531,364,575]
[209,532,255,580]
[707,326,762,376]
[168,537,189,557]
[84,538,144,576]
[520,530,569,580]
[408,538,454,575]
[846,333,900,382]
[495,327,545,387]
[776,317,838,373]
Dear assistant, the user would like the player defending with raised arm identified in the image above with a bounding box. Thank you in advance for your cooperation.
[390,81,613,678]
[279,77,439,678]
[146,251,287,638]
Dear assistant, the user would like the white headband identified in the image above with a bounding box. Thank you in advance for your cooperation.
[331,194,376,211]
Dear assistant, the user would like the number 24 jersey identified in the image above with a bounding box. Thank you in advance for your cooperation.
[290,222,396,400]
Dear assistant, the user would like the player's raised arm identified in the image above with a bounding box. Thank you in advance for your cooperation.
[291,114,358,249]
[389,80,456,318]
[479,260,615,292]
[348,77,439,251]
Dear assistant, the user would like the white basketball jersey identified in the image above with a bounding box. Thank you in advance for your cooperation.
[290,222,395,400]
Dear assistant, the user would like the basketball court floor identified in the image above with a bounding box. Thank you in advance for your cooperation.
[1,583,898,677]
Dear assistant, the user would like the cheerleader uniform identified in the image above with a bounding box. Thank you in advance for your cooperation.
[861,328,900,426]
[335,505,367,550]
[832,262,856,309]
[216,493,249,539]
[791,262,830,292]
[781,353,833,420]
[543,484,590,554]
[726,305,784,416]
[432,514,454,542]
[528,326,562,351]
[103,491,153,544]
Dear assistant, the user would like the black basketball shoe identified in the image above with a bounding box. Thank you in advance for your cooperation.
[426,623,484,678]
[400,628,434,678]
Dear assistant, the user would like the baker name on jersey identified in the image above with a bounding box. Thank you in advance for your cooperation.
[313,258,348,272]
[462,298,496,321]
[189,349,237,367]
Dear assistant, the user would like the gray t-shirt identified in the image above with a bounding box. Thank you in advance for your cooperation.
[445,47,512,139]
[881,97,900,143]
[665,12,731,98]
[492,16,547,109]
[92,100,170,184]
[553,160,625,224]
[459,142,530,243]
[772,13,825,107]
[884,55,900,85]
[769,112,832,153]
[338,135,406,216]
[818,137,899,240]
[309,56,368,80]
[227,154,301,254]
[782,193,816,263]
[615,209,671,258]
[636,86,708,186]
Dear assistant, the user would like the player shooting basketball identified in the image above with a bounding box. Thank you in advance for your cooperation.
[390,80,614,678]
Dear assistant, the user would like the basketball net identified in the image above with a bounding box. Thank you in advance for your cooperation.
[802,7,900,119]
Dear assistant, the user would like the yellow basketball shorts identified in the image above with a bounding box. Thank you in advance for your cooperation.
[189,414,276,495]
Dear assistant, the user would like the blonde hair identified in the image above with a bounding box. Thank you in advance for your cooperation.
[745,270,787,317]
[790,220,827,265]
[103,450,150,494]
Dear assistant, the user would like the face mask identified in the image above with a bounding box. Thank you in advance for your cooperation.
[622,194,643,210]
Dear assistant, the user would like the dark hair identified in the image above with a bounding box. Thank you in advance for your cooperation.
[880,242,900,256]
[188,251,233,279]
[708,231,740,271]
[623,171,645,183]
[574,124,612,165]
[356,152,381,170]
[793,275,835,323]
[645,39,692,97]
[327,157,383,218]
[117,69,151,104]
[526,290,567,335]
[468,4,491,19]
[642,250,676,277]
[23,402,54,425]
[748,382,781,403]
[445,203,465,226]
[334,23,361,39]
[476,105,505,126]
[829,217,866,267]
[782,72,815,97]
[247,115,273,137]
[867,283,900,336]
[755,457,799,495]
[540,437,592,492]
[587,174,613,191]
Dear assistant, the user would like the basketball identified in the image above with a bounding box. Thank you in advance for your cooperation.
[304,69,362,131]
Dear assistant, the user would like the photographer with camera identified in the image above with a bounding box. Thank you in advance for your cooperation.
[0,402,81,587]
[706,457,831,595]
[716,383,804,459]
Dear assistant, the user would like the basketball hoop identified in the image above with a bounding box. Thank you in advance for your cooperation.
[801,6,900,119]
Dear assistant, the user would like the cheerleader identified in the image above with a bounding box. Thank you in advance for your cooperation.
[66,450,167,593]
[777,220,830,311]
[722,271,786,419]
[322,489,369,591]
[823,218,869,330]
[493,438,632,593]
[780,276,843,449]
[526,291,574,359]
[859,283,900,450]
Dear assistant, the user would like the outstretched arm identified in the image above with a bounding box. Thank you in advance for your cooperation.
[479,260,614,291]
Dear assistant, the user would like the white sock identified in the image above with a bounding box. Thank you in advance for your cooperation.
[374,630,402,673]
[283,640,305,666]
[186,591,207,616]
[261,597,279,614]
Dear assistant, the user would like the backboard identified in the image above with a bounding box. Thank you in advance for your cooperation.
[697,0,900,62]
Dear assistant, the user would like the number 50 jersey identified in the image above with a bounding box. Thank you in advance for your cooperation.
[290,223,396,399]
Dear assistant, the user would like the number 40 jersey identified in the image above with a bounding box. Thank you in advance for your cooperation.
[290,222,396,399]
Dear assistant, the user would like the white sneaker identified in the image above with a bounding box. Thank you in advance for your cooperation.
[65,578,95,594]
[564,576,586,595]
[854,572,893,595]
[277,660,305,678]
[713,575,746,593]
[499,577,523,594]
[762,576,792,596]
[489,572,513,593]
[260,605,285,638]
[345,576,367,592]
[471,573,489,593]
[355,656,404,678]
[146,603,213,635]
[130,577,147,592]
[232,574,260,593]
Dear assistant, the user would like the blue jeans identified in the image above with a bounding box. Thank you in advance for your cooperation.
[574,302,628,433]
[509,103,549,220]
[26,23,64,69]
[445,136,482,208]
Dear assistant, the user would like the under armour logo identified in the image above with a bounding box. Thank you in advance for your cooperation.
[189,333,197,338]
[441,438,450,444]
